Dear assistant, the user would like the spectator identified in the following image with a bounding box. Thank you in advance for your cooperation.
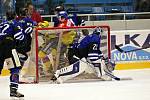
[26,2,43,24]
[135,0,150,12]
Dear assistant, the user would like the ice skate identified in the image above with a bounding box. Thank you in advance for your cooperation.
[50,75,63,84]
[10,91,24,100]
[50,75,58,84]
[10,87,24,100]
[10,91,24,97]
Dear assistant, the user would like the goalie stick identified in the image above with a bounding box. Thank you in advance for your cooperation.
[115,45,149,53]
[73,56,132,81]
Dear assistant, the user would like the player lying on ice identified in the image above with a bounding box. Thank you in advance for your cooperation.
[51,27,116,83]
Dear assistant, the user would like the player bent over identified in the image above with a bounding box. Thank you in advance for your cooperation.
[51,27,115,83]
[0,11,24,98]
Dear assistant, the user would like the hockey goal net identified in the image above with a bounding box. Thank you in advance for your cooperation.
[19,26,110,83]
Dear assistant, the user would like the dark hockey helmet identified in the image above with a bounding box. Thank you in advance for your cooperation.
[82,29,89,36]
[19,8,28,17]
[55,5,64,12]
[6,10,16,20]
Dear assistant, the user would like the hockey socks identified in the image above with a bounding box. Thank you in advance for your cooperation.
[10,68,24,98]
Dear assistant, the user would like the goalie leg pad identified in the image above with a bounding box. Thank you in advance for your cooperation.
[90,59,105,78]
[100,59,116,81]
[88,53,115,80]
[53,58,88,83]
[87,52,105,78]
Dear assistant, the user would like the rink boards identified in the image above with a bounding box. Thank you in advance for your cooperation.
[1,29,150,76]
[111,29,150,70]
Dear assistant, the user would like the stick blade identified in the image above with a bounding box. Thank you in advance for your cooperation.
[119,77,133,81]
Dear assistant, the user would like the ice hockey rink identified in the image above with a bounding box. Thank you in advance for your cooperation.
[0,68,150,100]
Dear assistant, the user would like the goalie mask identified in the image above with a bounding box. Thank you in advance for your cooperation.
[93,27,103,35]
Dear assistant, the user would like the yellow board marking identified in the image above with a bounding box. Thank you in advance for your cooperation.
[1,62,150,76]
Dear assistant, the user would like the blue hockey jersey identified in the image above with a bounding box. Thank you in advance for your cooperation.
[16,17,34,53]
[78,33,101,49]
[18,17,34,35]
[0,19,24,41]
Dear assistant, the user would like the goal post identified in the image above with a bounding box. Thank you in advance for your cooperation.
[19,26,111,83]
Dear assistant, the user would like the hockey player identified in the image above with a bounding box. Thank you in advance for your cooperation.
[53,5,64,27]
[16,8,35,66]
[57,11,75,27]
[0,11,24,98]
[51,27,115,83]
[54,5,85,27]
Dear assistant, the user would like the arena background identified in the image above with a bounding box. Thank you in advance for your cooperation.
[0,0,150,76]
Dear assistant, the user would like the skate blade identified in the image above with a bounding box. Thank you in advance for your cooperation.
[49,80,61,84]
[10,97,24,100]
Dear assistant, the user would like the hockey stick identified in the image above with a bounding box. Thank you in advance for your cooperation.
[73,56,132,81]
[115,45,149,53]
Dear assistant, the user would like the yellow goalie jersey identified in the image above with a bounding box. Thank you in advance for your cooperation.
[38,30,77,74]
[61,30,77,46]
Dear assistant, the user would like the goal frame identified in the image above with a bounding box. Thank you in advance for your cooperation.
[34,25,111,83]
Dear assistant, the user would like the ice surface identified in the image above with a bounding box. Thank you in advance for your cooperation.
[0,69,150,100]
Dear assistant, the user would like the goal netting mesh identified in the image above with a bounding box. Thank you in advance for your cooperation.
[19,26,110,83]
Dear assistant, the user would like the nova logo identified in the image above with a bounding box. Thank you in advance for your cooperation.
[111,33,150,50]
[112,46,150,61]
[113,52,137,61]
